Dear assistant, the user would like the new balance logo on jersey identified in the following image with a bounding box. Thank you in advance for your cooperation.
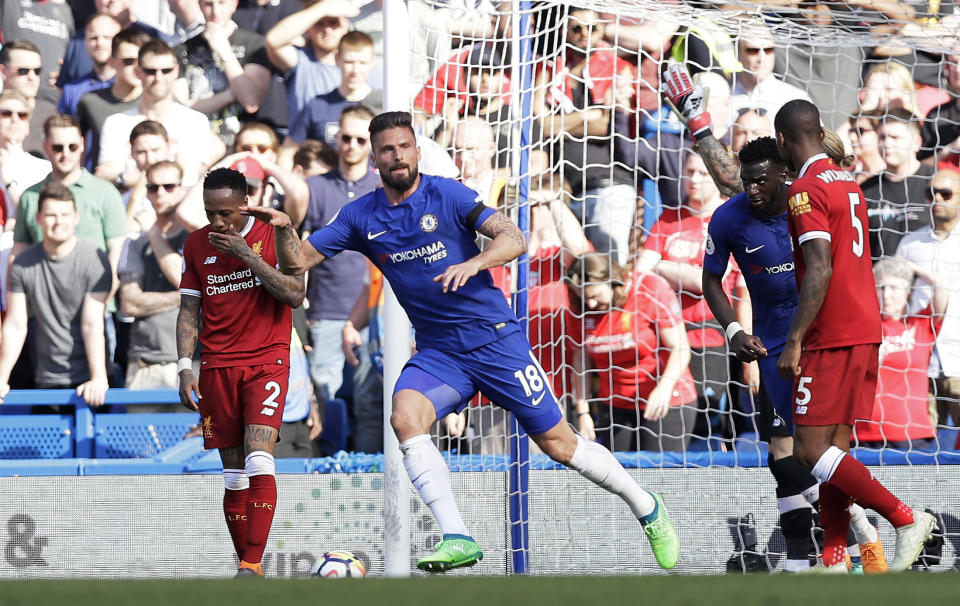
[204,256,217,264]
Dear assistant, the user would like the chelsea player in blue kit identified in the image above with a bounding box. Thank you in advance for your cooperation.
[701,137,885,573]
[244,111,679,572]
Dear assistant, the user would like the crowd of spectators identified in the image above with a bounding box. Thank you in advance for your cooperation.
[2,0,960,457]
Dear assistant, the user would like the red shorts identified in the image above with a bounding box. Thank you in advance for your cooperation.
[197,361,289,449]
[792,344,879,427]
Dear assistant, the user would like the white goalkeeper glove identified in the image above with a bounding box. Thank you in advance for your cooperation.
[662,63,713,141]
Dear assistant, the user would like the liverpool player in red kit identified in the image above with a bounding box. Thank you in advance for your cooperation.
[774,100,935,573]
[177,168,305,577]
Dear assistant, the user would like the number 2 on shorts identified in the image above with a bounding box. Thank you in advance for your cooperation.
[260,381,281,416]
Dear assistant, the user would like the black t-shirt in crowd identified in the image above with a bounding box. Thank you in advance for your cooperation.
[860,163,934,260]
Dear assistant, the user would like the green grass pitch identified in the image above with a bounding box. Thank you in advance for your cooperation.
[2,573,958,606]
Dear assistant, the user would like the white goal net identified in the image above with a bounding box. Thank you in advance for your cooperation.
[382,0,960,574]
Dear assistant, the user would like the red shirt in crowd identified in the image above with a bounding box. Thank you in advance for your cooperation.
[579,271,697,409]
[540,44,634,110]
[414,45,513,115]
[180,217,292,368]
[854,310,940,443]
[786,153,882,350]
[645,207,736,349]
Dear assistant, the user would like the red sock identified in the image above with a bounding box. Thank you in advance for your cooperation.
[244,474,277,564]
[223,488,248,561]
[819,484,851,567]
[827,456,914,527]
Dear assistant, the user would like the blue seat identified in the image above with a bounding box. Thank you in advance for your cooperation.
[0,415,72,459]
[641,105,685,137]
[937,427,959,451]
[94,412,200,459]
[320,398,350,453]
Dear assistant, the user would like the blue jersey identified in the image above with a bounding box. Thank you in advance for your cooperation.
[306,174,520,353]
[703,193,797,354]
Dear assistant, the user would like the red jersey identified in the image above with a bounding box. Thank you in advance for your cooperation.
[854,311,940,443]
[646,207,737,349]
[580,271,697,408]
[414,45,513,115]
[180,217,292,368]
[786,154,882,349]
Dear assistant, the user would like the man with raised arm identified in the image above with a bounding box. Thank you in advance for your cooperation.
[774,99,935,573]
[177,167,305,577]
[245,110,680,573]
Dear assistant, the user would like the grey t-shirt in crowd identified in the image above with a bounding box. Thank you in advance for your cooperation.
[118,228,189,364]
[10,239,112,386]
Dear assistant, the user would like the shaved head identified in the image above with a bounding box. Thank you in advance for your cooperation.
[774,99,822,143]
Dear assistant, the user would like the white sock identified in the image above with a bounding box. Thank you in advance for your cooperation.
[784,559,811,572]
[848,504,879,543]
[801,483,820,505]
[400,434,470,537]
[810,446,845,484]
[568,435,655,519]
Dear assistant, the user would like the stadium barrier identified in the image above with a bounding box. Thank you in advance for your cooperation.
[1,465,957,578]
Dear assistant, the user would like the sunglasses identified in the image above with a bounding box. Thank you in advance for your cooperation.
[0,109,29,120]
[926,187,954,201]
[15,67,42,77]
[744,47,775,55]
[146,182,179,193]
[340,134,368,145]
[120,57,137,66]
[239,144,272,153]
[51,143,81,153]
[141,67,175,76]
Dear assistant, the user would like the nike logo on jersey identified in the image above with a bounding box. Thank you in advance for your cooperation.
[745,245,764,254]
[531,392,545,406]
[368,230,387,240]
[204,256,217,264]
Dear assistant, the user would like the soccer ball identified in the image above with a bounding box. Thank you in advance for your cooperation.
[311,551,367,578]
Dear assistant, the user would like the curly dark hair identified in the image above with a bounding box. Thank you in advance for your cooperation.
[737,136,784,167]
[203,167,247,199]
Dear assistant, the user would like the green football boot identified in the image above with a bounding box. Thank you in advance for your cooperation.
[416,535,483,572]
[640,492,680,570]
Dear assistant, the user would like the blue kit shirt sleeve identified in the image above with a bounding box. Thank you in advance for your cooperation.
[703,207,732,277]
[306,204,361,258]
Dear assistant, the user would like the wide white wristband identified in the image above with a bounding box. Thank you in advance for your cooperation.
[177,357,193,373]
[725,322,745,341]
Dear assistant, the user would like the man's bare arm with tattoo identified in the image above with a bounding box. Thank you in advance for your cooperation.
[435,209,528,293]
[241,206,326,275]
[177,294,202,410]
[696,135,743,198]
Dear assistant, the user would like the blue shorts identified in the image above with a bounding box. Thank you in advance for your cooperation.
[394,330,564,436]
[757,353,794,441]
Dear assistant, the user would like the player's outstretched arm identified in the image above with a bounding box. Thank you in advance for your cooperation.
[177,294,202,411]
[778,238,832,379]
[242,205,326,275]
[433,210,527,293]
[703,269,766,362]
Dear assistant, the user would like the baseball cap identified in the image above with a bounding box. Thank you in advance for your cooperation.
[467,43,505,70]
[230,157,266,187]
